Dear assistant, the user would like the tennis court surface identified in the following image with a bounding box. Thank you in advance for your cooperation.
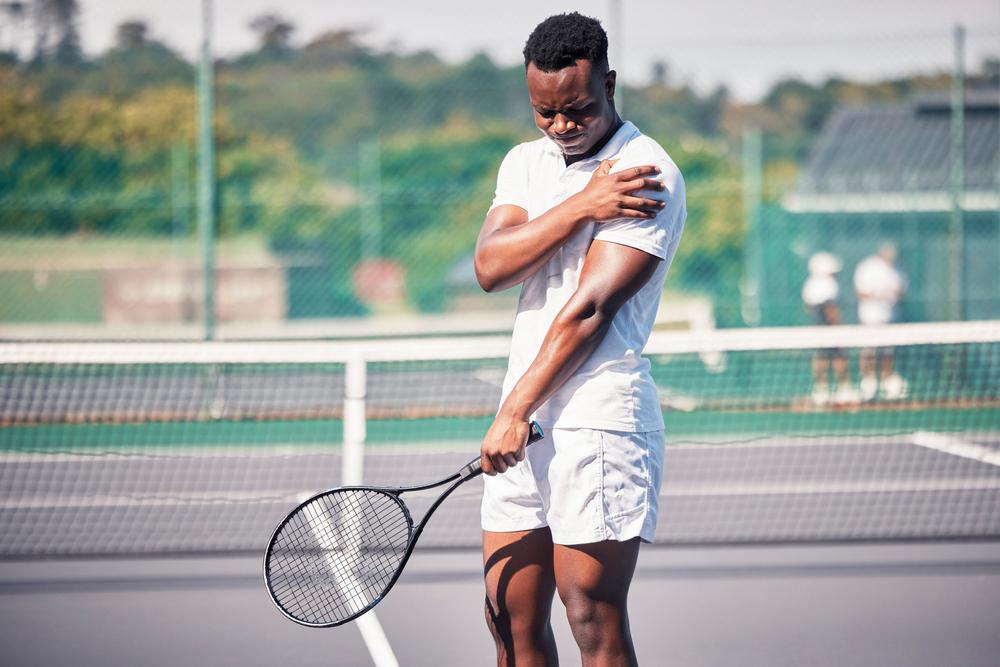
[1,543,998,666]
[1,321,998,664]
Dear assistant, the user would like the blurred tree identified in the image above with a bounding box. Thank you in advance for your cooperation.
[650,60,669,87]
[114,20,148,49]
[32,0,82,64]
[249,13,295,56]
[80,22,191,98]
[301,29,379,70]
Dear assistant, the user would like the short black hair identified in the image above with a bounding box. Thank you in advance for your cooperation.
[523,12,609,73]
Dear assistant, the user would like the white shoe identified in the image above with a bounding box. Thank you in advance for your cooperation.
[859,375,878,401]
[881,374,908,400]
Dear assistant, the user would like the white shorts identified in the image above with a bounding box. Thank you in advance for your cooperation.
[481,427,664,545]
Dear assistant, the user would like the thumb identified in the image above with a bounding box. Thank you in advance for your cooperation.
[598,159,618,175]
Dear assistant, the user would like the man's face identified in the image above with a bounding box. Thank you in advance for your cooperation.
[526,58,616,160]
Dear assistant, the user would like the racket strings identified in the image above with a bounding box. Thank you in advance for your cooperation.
[266,489,411,625]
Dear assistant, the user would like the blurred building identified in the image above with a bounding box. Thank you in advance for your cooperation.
[765,89,999,323]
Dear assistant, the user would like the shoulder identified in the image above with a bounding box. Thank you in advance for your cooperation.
[614,128,684,193]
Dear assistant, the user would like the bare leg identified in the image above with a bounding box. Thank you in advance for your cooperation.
[811,354,829,388]
[832,353,850,387]
[483,528,559,667]
[554,538,641,667]
[860,347,876,379]
[859,347,878,400]
[879,350,895,380]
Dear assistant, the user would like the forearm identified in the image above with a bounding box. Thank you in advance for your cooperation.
[474,196,589,292]
[499,297,613,420]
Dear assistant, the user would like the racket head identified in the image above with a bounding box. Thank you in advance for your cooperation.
[264,487,413,627]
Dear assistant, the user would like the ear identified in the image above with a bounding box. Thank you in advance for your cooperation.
[604,69,617,102]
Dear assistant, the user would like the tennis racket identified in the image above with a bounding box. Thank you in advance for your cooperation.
[264,421,545,627]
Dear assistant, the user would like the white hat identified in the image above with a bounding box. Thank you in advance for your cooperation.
[808,252,842,275]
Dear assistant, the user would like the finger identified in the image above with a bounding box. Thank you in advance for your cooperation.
[481,455,495,476]
[491,456,508,474]
[618,165,660,180]
[620,177,666,194]
[502,453,518,468]
[622,196,667,211]
[598,159,618,175]
[617,208,656,219]
[515,446,526,462]
[623,177,666,193]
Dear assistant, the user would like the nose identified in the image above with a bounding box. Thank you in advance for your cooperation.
[552,114,578,135]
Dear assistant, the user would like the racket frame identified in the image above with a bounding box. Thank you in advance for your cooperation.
[263,421,544,628]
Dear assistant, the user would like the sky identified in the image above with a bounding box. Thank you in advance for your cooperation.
[13,0,1000,100]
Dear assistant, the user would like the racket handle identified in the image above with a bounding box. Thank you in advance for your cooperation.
[459,421,545,480]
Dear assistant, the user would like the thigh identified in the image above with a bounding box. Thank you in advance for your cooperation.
[553,538,641,605]
[483,528,557,623]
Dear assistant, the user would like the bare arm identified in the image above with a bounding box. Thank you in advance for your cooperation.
[480,239,662,474]
[474,161,665,292]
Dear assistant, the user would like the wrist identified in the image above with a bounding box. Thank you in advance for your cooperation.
[561,193,592,226]
[499,393,534,422]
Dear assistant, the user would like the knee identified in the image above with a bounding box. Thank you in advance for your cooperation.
[562,591,629,655]
[562,594,608,652]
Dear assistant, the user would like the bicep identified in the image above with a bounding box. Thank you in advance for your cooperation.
[477,204,528,245]
[575,239,662,316]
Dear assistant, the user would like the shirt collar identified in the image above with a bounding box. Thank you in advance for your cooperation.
[540,120,639,165]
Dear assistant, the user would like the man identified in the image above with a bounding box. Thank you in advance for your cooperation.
[802,252,857,405]
[474,13,685,666]
[854,242,907,400]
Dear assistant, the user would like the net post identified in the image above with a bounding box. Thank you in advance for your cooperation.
[342,355,367,486]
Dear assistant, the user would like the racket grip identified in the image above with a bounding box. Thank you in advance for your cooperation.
[460,421,545,480]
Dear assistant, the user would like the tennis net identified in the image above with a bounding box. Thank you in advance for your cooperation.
[1,321,997,557]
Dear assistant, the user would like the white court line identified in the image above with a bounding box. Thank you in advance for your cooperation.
[912,431,1000,467]
[0,440,481,463]
[305,500,399,667]
[659,478,1000,497]
[356,614,400,667]
[7,477,1000,511]
[0,491,301,510]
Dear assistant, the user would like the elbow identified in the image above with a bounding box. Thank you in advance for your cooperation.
[473,253,499,293]
[558,295,615,336]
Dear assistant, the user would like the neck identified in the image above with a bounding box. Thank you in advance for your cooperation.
[564,114,623,166]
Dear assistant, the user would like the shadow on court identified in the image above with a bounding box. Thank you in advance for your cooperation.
[1,542,999,667]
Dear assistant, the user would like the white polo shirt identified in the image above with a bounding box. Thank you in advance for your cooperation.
[490,121,686,432]
[854,255,906,325]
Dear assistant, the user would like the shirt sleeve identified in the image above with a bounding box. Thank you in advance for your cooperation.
[593,161,686,260]
[489,144,529,212]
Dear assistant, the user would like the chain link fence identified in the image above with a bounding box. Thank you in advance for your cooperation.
[1,9,997,338]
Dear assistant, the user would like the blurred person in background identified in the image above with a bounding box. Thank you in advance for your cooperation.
[854,242,908,400]
[802,252,858,405]
[474,12,685,667]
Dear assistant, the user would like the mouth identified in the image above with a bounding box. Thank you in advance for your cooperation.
[553,133,586,148]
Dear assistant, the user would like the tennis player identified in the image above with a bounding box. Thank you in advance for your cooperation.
[476,13,686,666]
